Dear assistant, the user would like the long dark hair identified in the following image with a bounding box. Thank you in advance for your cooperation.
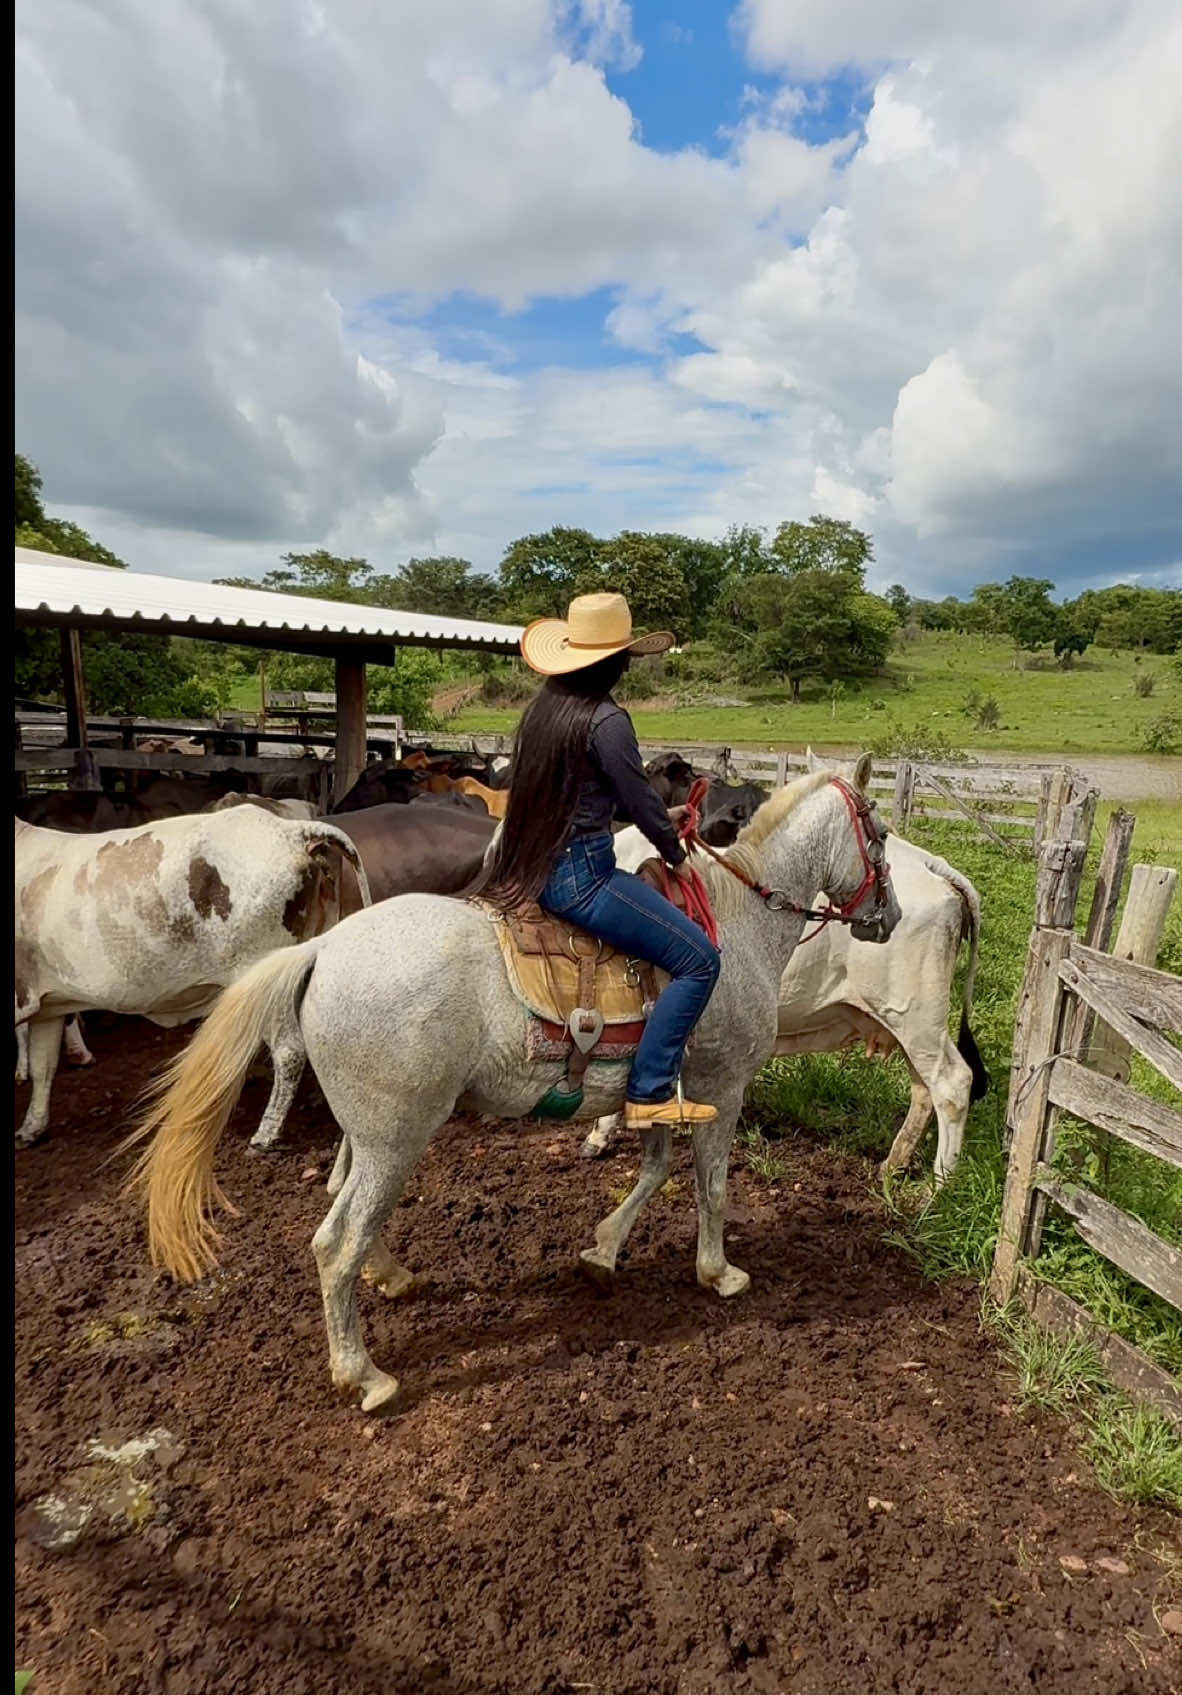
[469,651,630,907]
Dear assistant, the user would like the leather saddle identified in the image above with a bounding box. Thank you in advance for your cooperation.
[475,860,702,1088]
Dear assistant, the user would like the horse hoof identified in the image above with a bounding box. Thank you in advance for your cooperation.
[361,1372,401,1414]
[245,1139,280,1157]
[578,1249,616,1292]
[700,1264,750,1299]
[578,1138,609,1161]
[364,1265,416,1300]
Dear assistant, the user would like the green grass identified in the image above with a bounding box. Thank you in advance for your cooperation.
[990,1307,1181,1512]
[741,804,1182,1506]
[453,632,1182,755]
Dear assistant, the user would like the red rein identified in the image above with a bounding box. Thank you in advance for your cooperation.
[656,776,721,947]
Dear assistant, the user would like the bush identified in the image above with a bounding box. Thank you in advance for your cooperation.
[480,667,537,706]
[617,658,663,702]
[1141,711,1181,754]
[1133,672,1156,697]
[865,716,967,763]
[975,695,1001,730]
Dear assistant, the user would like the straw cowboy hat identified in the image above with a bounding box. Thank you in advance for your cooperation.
[520,592,675,676]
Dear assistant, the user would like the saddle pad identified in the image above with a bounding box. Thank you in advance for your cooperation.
[475,899,657,1028]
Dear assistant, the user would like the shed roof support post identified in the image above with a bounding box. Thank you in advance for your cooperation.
[59,626,88,750]
[333,657,367,806]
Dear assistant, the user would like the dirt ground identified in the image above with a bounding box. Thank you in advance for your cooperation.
[15,1019,1182,1695]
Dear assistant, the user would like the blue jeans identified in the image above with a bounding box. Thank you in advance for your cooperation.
[540,832,721,1105]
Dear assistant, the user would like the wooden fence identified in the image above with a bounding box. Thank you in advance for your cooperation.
[17,710,1079,852]
[989,808,1182,1424]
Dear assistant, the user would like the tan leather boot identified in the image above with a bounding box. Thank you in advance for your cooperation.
[625,1097,718,1128]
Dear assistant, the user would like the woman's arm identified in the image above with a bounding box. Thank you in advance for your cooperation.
[590,709,687,865]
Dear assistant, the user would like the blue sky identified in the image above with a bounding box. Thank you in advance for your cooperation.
[14,0,1182,595]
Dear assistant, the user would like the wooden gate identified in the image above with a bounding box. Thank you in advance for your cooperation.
[989,818,1182,1422]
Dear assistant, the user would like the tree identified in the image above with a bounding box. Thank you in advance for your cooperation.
[498,527,604,620]
[719,523,771,576]
[768,516,873,584]
[886,584,911,623]
[715,569,893,701]
[14,452,217,714]
[218,549,374,602]
[597,533,691,636]
[15,453,45,529]
[994,576,1061,662]
[374,556,501,620]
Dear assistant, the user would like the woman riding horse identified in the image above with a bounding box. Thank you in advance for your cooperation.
[473,591,721,1130]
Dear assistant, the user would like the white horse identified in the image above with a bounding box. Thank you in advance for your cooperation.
[129,761,900,1414]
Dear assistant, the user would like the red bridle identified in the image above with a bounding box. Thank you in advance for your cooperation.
[674,774,892,944]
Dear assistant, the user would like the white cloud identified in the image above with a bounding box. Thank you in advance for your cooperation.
[14,0,1182,596]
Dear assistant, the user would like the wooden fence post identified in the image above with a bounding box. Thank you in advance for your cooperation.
[1064,809,1136,1061]
[775,750,789,786]
[1037,768,1073,849]
[892,760,915,833]
[990,835,1088,1305]
[1088,865,1179,1083]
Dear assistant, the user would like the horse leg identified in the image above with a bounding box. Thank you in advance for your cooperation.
[311,1130,433,1412]
[360,1239,416,1300]
[579,1112,620,1160]
[16,1018,65,1148]
[326,1137,350,1196]
[579,1125,673,1287]
[692,1116,749,1298]
[15,1023,29,1085]
[248,1043,305,1152]
[324,1138,409,1289]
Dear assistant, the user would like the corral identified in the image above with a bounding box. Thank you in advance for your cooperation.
[14,787,1182,1693]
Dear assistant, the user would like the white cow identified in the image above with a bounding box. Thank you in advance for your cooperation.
[583,815,986,1184]
[14,807,370,1147]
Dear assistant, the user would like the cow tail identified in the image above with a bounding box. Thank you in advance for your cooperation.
[122,941,323,1282]
[956,898,990,1102]
[301,822,372,908]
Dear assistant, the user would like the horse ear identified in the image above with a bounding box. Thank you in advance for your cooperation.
[804,746,821,773]
[852,751,873,792]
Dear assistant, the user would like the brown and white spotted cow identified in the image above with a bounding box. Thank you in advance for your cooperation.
[14,807,370,1147]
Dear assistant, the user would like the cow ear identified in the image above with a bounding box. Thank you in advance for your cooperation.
[852,751,873,792]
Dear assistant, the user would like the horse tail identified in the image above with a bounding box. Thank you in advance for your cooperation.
[122,941,323,1282]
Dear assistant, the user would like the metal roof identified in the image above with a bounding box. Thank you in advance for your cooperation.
[14,547,524,661]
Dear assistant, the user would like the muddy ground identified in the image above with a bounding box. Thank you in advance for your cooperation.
[14,1019,1181,1694]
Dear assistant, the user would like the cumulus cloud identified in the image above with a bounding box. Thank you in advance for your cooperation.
[13,0,1182,593]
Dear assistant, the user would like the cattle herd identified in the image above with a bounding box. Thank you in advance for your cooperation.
[14,739,986,1184]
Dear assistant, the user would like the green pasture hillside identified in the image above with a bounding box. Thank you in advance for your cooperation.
[452,633,1181,756]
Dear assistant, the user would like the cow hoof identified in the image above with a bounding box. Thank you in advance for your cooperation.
[578,1248,616,1292]
[699,1263,750,1299]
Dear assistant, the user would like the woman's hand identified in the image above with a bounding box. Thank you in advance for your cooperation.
[667,804,690,829]
[668,858,695,886]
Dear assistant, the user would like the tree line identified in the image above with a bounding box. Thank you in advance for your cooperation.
[13,453,1181,720]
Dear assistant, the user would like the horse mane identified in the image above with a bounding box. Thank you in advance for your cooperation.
[700,769,832,920]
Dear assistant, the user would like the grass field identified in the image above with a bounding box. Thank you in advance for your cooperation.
[742,802,1182,1507]
[451,633,1182,755]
